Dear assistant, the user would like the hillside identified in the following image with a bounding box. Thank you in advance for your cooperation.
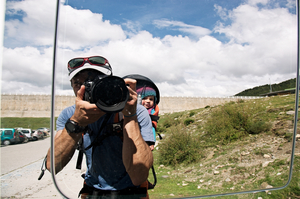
[149,94,300,198]
[235,78,296,96]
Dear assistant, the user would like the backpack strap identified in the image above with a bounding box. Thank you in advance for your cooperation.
[76,136,84,170]
[75,113,112,170]
[150,115,160,122]
[38,155,47,180]
[139,180,149,199]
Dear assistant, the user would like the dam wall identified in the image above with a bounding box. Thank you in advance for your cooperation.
[0,94,262,117]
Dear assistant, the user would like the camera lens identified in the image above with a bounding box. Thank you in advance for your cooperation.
[94,77,126,106]
[92,76,129,113]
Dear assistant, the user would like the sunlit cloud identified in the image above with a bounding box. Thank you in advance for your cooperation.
[2,0,297,97]
[153,19,212,38]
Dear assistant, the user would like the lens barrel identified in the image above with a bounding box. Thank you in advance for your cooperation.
[84,76,129,113]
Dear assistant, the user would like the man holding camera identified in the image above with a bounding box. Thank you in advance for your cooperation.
[46,56,154,199]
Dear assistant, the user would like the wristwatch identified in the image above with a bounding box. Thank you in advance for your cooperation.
[65,118,87,134]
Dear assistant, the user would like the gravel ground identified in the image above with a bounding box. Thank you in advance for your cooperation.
[1,150,86,199]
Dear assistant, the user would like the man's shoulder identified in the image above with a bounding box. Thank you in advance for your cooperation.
[62,104,75,113]
[137,104,147,114]
[58,104,75,119]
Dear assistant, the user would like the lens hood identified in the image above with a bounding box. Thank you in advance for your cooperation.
[90,76,129,113]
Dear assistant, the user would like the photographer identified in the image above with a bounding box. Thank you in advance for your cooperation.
[46,56,154,199]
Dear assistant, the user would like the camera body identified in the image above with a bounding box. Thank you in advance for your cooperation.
[84,75,129,113]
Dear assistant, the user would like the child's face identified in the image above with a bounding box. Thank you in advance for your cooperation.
[142,95,155,109]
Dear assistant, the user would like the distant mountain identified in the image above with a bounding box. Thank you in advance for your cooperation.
[235,78,296,96]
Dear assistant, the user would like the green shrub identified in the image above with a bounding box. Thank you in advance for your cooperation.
[247,121,271,134]
[203,100,267,145]
[284,132,293,142]
[189,111,196,117]
[161,115,180,129]
[156,125,165,133]
[184,118,194,126]
[158,125,202,167]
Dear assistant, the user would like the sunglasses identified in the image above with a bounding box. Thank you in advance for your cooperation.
[68,56,111,72]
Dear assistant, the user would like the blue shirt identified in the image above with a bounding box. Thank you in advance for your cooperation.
[56,104,153,190]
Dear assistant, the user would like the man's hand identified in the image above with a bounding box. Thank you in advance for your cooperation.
[71,85,104,126]
[122,78,137,117]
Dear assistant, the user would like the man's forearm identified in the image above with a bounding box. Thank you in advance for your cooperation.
[46,129,82,174]
[122,116,153,186]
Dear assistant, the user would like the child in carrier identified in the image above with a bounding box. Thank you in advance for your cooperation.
[136,86,159,151]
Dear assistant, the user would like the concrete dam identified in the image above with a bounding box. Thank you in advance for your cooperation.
[0,94,262,117]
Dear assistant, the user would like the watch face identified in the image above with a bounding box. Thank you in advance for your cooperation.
[66,122,76,133]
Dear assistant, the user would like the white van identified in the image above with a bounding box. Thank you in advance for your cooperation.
[18,128,33,141]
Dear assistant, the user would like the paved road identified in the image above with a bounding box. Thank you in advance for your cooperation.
[1,137,86,198]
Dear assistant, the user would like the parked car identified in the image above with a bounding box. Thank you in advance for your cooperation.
[18,131,28,143]
[0,128,21,146]
[18,128,34,141]
[32,130,44,140]
[37,127,50,136]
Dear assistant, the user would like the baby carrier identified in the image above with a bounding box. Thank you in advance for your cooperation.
[123,74,161,140]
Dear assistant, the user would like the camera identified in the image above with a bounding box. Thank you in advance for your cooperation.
[84,75,129,113]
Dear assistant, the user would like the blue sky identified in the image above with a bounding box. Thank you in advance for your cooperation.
[2,0,298,96]
[62,0,296,41]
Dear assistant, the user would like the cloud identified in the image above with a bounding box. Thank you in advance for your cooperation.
[213,2,297,77]
[56,5,126,50]
[2,0,297,97]
[153,19,212,38]
[4,0,56,47]
[4,0,126,50]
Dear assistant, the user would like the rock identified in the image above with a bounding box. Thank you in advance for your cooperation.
[244,173,250,178]
[264,154,271,158]
[266,185,273,189]
[214,171,220,175]
[184,169,193,174]
[225,178,231,182]
[286,111,295,115]
[241,151,250,156]
[161,175,169,178]
[182,181,188,186]
[260,182,272,189]
[262,161,271,167]
[199,179,204,183]
[206,151,215,160]
[170,194,175,196]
